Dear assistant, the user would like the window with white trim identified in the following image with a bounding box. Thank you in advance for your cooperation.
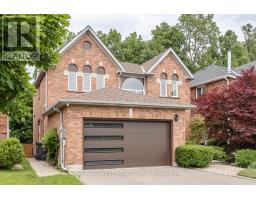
[68,64,78,91]
[171,74,179,97]
[83,65,92,92]
[122,78,144,94]
[196,87,206,99]
[96,66,105,90]
[160,73,167,97]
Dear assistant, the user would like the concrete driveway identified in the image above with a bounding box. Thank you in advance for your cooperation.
[78,166,256,185]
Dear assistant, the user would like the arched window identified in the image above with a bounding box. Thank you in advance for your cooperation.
[160,73,167,97]
[122,78,144,94]
[83,65,92,92]
[68,64,78,91]
[96,66,105,90]
[171,74,179,97]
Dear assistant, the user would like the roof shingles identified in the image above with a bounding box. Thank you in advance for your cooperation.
[43,88,194,115]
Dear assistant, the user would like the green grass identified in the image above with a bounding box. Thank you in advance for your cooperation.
[0,159,82,185]
[238,169,256,179]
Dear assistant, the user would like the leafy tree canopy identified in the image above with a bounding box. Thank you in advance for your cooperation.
[0,14,70,111]
[196,68,256,153]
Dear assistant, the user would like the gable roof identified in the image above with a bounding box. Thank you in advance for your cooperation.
[191,65,237,87]
[59,25,125,72]
[34,26,194,86]
[143,48,194,79]
[234,60,256,74]
[120,62,144,74]
[43,88,194,116]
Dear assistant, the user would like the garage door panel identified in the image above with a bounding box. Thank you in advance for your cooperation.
[84,120,170,169]
[84,130,123,135]
[84,141,125,148]
[84,152,124,160]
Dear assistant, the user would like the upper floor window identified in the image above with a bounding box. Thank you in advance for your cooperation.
[122,78,144,94]
[160,73,167,97]
[171,74,179,97]
[83,41,92,50]
[68,64,78,91]
[96,66,105,90]
[83,65,92,92]
[196,87,206,99]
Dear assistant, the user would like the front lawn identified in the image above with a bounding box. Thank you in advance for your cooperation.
[238,169,256,179]
[0,159,82,185]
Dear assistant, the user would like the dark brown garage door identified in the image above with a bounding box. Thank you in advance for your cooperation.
[83,120,170,169]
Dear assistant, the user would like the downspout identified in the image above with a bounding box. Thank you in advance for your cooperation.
[53,107,67,170]
[45,71,48,110]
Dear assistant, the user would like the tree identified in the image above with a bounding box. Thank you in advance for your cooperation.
[196,68,256,153]
[8,83,35,143]
[218,30,249,67]
[97,29,123,61]
[177,14,220,72]
[121,32,148,64]
[242,23,256,61]
[0,14,70,110]
[150,22,188,65]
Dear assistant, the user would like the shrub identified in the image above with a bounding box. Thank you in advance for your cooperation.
[0,138,24,169]
[235,149,256,168]
[42,129,59,165]
[176,145,213,168]
[185,140,197,145]
[249,162,256,169]
[207,146,228,161]
[188,116,208,145]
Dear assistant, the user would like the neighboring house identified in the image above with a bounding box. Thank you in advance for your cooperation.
[33,25,194,171]
[190,61,256,101]
[0,113,9,138]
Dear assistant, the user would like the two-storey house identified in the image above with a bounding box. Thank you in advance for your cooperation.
[33,26,194,172]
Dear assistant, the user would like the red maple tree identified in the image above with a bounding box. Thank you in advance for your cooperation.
[196,67,256,153]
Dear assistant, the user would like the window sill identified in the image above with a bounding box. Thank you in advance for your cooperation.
[66,90,84,93]
[160,96,180,99]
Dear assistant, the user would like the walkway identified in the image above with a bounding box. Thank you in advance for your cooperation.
[28,158,60,177]
[198,161,243,176]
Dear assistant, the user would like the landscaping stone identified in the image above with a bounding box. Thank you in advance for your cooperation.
[13,164,23,170]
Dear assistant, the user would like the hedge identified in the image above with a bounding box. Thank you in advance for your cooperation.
[235,149,256,168]
[0,138,24,169]
[176,145,213,168]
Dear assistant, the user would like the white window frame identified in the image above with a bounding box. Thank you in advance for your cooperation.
[122,78,145,94]
[68,71,77,91]
[96,74,105,90]
[172,80,179,97]
[196,87,205,99]
[160,79,167,97]
[83,73,92,92]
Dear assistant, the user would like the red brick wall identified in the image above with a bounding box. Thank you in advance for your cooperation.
[47,32,120,107]
[33,74,47,148]
[58,105,187,167]
[190,79,228,103]
[0,113,8,138]
[147,54,191,104]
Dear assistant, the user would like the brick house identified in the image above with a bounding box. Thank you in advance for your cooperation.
[190,60,256,103]
[0,113,9,139]
[33,25,194,172]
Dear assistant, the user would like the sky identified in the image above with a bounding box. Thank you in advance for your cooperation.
[27,14,256,77]
[69,14,256,41]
